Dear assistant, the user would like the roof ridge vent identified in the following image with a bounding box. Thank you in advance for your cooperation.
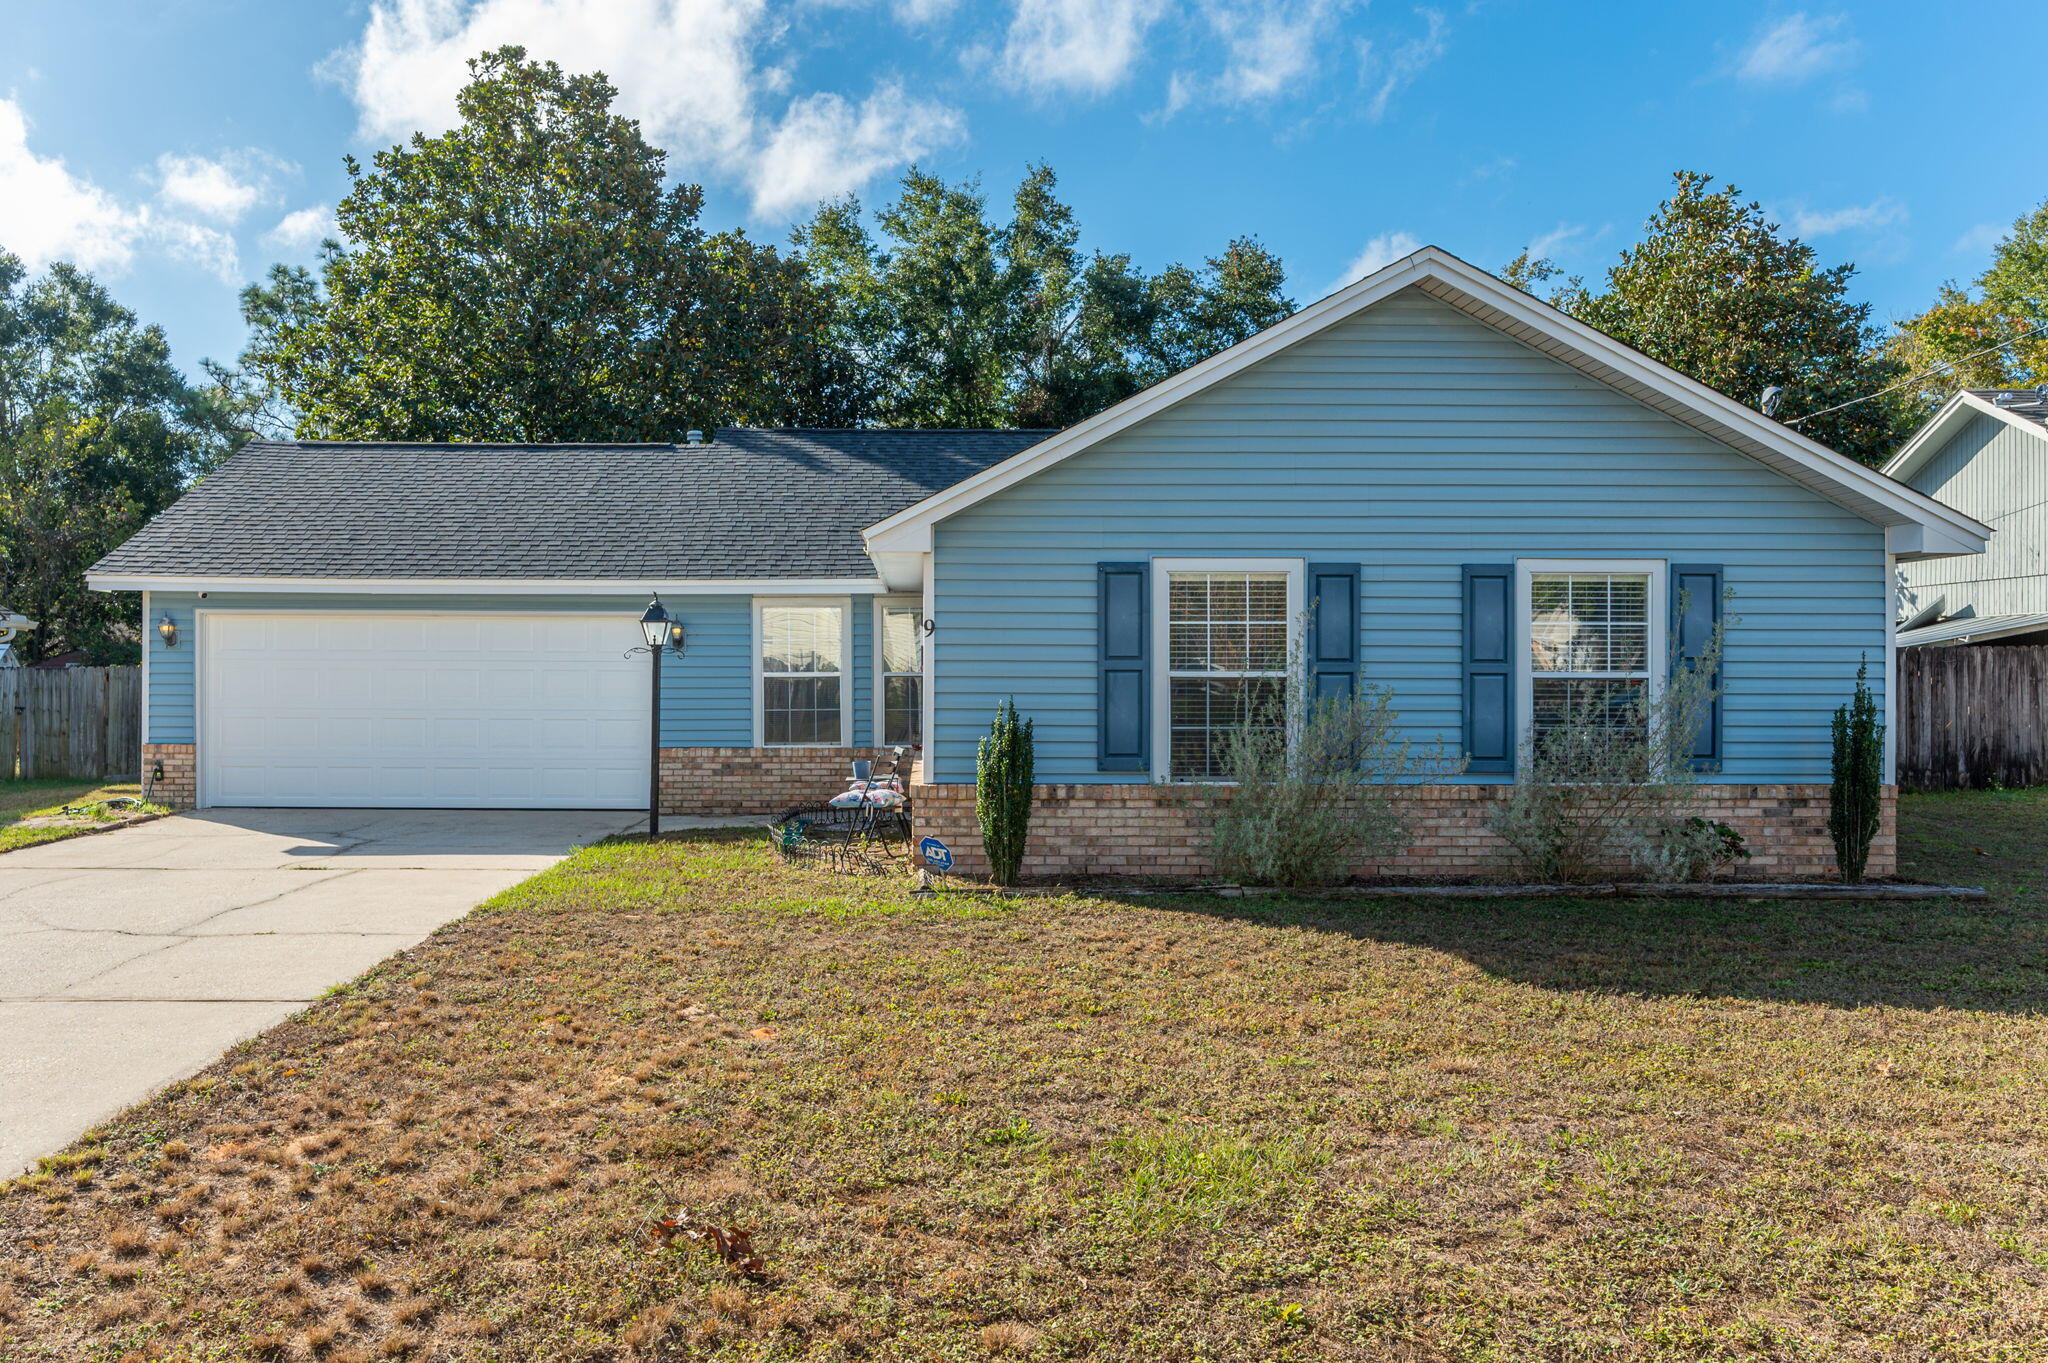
[684,429,706,445]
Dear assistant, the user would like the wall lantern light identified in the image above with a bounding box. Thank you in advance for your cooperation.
[157,614,178,648]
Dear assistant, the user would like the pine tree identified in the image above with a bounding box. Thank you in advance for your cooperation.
[976,699,1035,886]
[1828,661,1885,882]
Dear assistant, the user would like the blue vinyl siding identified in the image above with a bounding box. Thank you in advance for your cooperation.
[143,590,864,749]
[928,289,1889,784]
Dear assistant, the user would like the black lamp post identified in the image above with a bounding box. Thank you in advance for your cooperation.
[635,594,686,839]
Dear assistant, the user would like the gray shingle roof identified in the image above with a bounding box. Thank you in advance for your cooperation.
[91,430,1051,581]
[1966,389,2048,428]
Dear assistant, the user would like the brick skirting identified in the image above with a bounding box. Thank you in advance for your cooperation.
[908,781,1897,883]
[660,746,902,816]
[141,743,196,810]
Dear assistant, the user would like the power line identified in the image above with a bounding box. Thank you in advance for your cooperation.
[1784,319,2048,427]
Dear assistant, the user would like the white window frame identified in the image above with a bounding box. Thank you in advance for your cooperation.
[1149,557,1306,782]
[1515,558,1667,753]
[873,595,924,749]
[753,596,853,748]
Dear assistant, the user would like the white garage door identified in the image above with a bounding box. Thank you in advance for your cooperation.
[201,613,649,808]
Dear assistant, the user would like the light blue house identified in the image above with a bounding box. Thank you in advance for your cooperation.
[90,248,1986,877]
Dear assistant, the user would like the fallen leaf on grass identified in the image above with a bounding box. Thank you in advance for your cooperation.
[644,1212,766,1278]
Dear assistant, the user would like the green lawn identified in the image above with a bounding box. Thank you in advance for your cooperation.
[0,779,158,853]
[2,792,2044,1360]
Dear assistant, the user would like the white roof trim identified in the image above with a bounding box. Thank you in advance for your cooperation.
[1883,389,2048,484]
[84,574,891,596]
[863,244,1990,561]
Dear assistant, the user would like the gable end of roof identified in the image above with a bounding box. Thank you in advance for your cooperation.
[1884,389,2048,485]
[863,246,1990,562]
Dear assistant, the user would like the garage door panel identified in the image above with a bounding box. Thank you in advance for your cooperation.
[202,613,650,808]
[372,669,429,706]
[428,668,482,704]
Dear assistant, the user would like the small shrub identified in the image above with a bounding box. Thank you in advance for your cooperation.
[976,698,1035,886]
[1490,615,1725,883]
[1203,684,1465,887]
[1643,816,1751,882]
[1829,659,1884,882]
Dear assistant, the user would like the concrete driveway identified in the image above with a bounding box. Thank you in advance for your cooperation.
[0,807,639,1177]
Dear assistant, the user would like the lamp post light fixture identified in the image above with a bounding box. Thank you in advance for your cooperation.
[634,594,686,840]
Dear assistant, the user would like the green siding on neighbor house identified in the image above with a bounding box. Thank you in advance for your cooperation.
[926,289,1890,785]
[1897,410,2048,619]
[143,590,860,749]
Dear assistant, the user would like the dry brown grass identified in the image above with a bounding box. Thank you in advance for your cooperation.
[1,795,2046,1359]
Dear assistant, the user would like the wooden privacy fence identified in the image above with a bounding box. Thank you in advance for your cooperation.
[0,666,141,780]
[1898,645,2048,791]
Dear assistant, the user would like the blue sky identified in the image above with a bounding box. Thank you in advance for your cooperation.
[1,1,2036,381]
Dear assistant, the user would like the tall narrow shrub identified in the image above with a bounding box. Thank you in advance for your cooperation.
[1829,661,1884,882]
[977,699,1035,885]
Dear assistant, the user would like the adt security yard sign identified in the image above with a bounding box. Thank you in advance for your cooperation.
[919,836,953,872]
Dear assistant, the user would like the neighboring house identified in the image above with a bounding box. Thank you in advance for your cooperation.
[1887,388,2048,646]
[88,247,1988,878]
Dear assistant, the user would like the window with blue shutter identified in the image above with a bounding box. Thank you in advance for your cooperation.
[1670,563,1725,770]
[1307,563,1360,704]
[1462,564,1514,774]
[1098,562,1149,772]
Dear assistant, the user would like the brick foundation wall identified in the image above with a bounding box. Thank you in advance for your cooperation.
[142,743,196,810]
[909,781,1897,883]
[660,747,903,816]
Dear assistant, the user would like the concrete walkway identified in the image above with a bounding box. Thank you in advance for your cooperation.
[0,807,640,1177]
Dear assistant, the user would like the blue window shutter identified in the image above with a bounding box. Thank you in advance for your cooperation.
[1307,563,1360,704]
[1670,563,1724,770]
[1462,564,1514,774]
[1098,562,1149,772]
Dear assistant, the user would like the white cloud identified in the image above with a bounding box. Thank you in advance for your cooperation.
[1526,221,1584,259]
[1735,12,1856,84]
[1159,0,1354,114]
[999,0,1166,97]
[334,0,962,218]
[1954,222,2005,257]
[1358,7,1447,122]
[1786,196,1904,237]
[265,204,338,251]
[0,98,149,273]
[154,150,292,223]
[154,219,241,283]
[1213,0,1349,103]
[751,85,963,218]
[0,100,249,284]
[1329,230,1421,293]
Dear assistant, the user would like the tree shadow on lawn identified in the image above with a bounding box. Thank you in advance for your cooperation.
[1117,890,2048,1014]
[1108,790,2048,1013]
